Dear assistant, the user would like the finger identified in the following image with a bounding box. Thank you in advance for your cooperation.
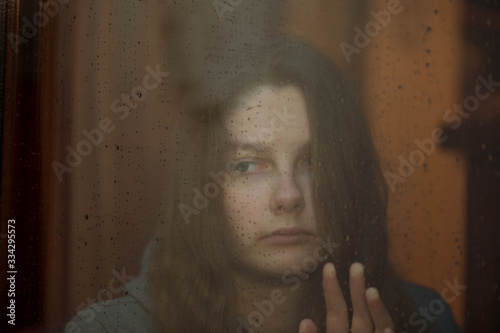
[365,287,395,333]
[349,263,373,332]
[299,318,317,333]
[323,262,349,333]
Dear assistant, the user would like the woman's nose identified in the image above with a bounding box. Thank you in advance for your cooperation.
[270,171,305,214]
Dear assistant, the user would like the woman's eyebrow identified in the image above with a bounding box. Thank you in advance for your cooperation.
[226,141,311,157]
[230,142,270,154]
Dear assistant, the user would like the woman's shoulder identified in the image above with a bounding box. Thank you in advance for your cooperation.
[65,268,155,333]
[399,280,463,333]
[66,243,157,332]
[66,294,154,333]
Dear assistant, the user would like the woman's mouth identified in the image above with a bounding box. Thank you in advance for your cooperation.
[262,227,313,245]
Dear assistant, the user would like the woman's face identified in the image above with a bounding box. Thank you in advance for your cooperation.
[222,84,319,277]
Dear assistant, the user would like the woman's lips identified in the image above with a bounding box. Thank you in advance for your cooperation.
[262,227,313,245]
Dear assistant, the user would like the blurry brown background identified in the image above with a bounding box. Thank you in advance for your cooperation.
[1,0,499,332]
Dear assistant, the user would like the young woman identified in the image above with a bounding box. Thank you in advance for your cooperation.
[69,38,461,333]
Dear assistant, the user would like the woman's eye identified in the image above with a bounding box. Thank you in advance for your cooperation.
[233,161,257,173]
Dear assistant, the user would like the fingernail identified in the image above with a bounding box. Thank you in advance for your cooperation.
[324,262,335,276]
[366,287,379,299]
[383,328,393,333]
[299,319,316,333]
[351,262,364,275]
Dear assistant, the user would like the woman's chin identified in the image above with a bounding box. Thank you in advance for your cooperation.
[242,247,322,280]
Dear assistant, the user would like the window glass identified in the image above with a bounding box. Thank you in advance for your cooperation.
[2,0,499,332]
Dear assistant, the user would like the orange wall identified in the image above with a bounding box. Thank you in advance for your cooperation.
[287,0,466,328]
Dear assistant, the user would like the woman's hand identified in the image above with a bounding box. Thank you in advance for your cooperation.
[298,262,395,333]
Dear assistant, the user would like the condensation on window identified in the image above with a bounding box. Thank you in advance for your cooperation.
[2,0,499,332]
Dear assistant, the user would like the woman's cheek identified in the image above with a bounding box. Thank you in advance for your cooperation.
[223,181,269,222]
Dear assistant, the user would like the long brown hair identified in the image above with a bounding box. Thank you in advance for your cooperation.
[149,38,424,332]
